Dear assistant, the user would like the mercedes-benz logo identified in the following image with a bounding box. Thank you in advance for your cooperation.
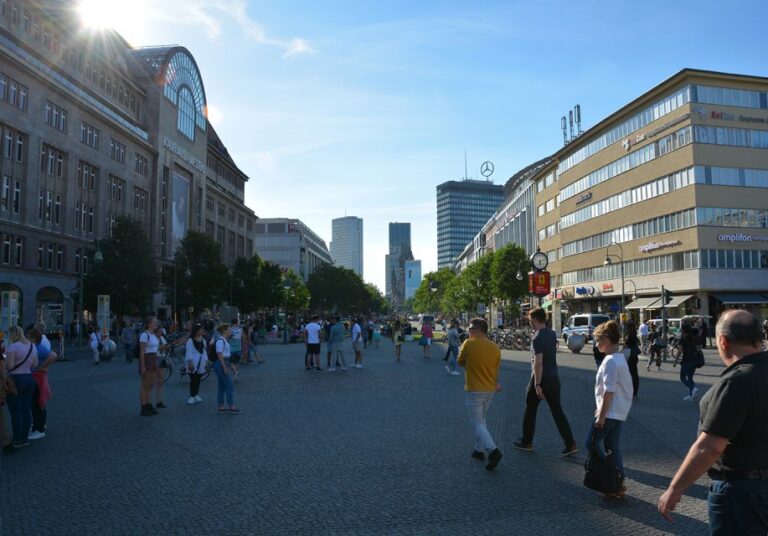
[480,161,494,178]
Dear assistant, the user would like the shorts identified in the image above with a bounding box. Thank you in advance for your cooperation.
[139,353,158,374]
[229,351,242,365]
[307,343,321,354]
[423,338,432,346]
[353,341,364,352]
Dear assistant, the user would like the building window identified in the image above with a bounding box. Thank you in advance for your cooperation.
[14,236,22,266]
[177,86,196,141]
[41,144,65,179]
[77,160,97,190]
[206,195,214,211]
[80,121,100,149]
[43,100,67,132]
[134,153,148,176]
[109,175,124,201]
[109,138,126,164]
[134,187,147,213]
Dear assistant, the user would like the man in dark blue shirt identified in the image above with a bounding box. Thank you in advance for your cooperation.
[513,307,578,456]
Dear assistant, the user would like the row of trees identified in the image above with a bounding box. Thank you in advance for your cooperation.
[82,217,387,319]
[412,243,531,317]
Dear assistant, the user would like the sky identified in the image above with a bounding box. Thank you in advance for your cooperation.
[82,0,768,292]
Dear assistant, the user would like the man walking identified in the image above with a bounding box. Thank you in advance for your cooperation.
[351,318,364,368]
[228,318,242,381]
[658,310,768,534]
[304,315,323,371]
[327,316,347,372]
[513,307,578,456]
[458,318,503,471]
[121,321,137,363]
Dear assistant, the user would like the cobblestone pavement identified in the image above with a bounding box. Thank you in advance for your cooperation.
[1,338,722,535]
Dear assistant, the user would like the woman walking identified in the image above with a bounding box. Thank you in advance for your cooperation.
[624,321,640,399]
[184,324,208,405]
[211,324,241,414]
[4,326,38,447]
[420,321,433,358]
[392,319,403,362]
[587,320,633,498]
[679,324,699,401]
[27,328,57,440]
[445,320,461,375]
[138,317,160,416]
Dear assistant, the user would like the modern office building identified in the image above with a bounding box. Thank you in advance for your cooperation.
[404,259,421,300]
[436,179,504,269]
[385,222,413,306]
[330,216,363,277]
[531,69,768,324]
[253,218,332,282]
[0,1,256,328]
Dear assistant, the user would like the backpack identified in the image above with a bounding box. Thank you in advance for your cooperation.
[207,337,219,363]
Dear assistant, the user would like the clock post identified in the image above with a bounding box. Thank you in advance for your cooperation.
[528,248,550,307]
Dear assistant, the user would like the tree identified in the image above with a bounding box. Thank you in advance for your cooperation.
[439,255,494,317]
[490,243,530,305]
[412,268,456,314]
[283,270,310,312]
[85,217,158,316]
[307,264,384,315]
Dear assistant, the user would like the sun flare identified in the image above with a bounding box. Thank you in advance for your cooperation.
[77,0,147,43]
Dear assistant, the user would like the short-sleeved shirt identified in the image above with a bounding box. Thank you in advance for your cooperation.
[328,323,345,349]
[698,351,768,473]
[139,331,159,354]
[215,338,231,358]
[458,337,501,392]
[422,325,433,339]
[305,322,322,344]
[595,352,633,421]
[351,323,362,342]
[184,338,208,373]
[89,332,101,349]
[531,328,559,378]
[32,343,52,371]
[5,341,38,374]
[447,328,459,348]
[229,326,242,352]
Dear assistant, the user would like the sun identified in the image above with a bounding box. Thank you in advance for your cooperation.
[77,0,147,43]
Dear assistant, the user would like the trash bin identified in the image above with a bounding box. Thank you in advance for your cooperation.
[567,334,585,354]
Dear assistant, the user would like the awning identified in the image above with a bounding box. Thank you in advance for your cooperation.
[626,296,660,310]
[666,294,694,308]
[712,293,768,305]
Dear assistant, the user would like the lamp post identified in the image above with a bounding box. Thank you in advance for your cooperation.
[603,241,625,332]
[173,258,191,326]
[282,278,293,345]
[78,242,103,346]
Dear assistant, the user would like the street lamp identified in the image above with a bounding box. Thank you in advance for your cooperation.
[515,259,528,281]
[625,279,638,302]
[603,241,625,331]
[78,242,103,346]
[282,278,293,345]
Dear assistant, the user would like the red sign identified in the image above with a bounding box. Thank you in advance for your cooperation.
[602,283,614,292]
[528,271,551,296]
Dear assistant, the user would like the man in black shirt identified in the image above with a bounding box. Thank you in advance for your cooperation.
[658,310,768,535]
[513,307,578,456]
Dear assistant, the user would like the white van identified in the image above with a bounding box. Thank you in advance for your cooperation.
[561,314,611,342]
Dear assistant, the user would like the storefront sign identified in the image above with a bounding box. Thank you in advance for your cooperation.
[528,271,551,296]
[706,109,768,125]
[575,286,595,296]
[602,283,614,292]
[717,233,768,243]
[162,136,205,172]
[575,192,593,205]
[622,133,646,151]
[639,239,681,254]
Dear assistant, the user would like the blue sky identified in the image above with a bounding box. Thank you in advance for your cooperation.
[95,0,768,291]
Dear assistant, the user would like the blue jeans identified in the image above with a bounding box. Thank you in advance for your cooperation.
[680,362,696,395]
[447,345,459,372]
[6,374,34,444]
[708,479,768,535]
[465,391,496,453]
[213,360,234,407]
[585,418,624,479]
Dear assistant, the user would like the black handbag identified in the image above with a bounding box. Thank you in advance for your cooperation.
[583,431,623,494]
[694,349,705,368]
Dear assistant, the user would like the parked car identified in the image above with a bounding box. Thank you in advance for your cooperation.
[561,314,611,342]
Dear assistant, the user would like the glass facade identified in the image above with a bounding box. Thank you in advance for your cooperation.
[163,51,206,134]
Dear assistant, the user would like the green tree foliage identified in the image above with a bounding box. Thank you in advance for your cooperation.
[307,264,387,315]
[85,217,158,316]
[283,270,310,312]
[230,254,286,314]
[490,243,530,305]
[412,268,456,314]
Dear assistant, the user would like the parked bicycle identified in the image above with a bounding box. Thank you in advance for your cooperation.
[160,343,212,383]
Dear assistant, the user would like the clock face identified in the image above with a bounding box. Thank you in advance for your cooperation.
[532,251,548,270]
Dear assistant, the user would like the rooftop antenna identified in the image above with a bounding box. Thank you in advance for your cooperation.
[568,110,575,142]
[464,151,468,180]
[561,116,568,146]
[575,104,583,136]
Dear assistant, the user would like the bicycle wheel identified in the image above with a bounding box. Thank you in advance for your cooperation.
[160,357,173,383]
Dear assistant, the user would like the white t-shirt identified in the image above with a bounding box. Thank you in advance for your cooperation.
[352,323,362,342]
[184,338,208,373]
[215,337,231,358]
[139,331,159,354]
[639,323,649,337]
[305,322,322,344]
[595,352,633,421]
[41,334,51,350]
[89,332,101,349]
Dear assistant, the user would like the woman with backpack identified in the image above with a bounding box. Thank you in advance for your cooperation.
[184,324,208,405]
[679,324,700,401]
[210,323,241,414]
[138,317,160,416]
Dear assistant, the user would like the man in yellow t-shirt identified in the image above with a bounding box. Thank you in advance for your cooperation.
[458,317,503,471]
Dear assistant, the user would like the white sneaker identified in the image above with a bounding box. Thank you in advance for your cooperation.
[683,395,692,401]
[187,397,196,405]
[194,395,203,403]
[328,368,336,372]
[28,431,45,440]
[356,364,363,369]
[444,365,450,374]
[340,367,348,371]
[451,371,461,376]
[691,387,699,399]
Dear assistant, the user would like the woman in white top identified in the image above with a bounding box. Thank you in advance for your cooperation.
[212,323,240,414]
[4,326,39,447]
[589,320,633,498]
[89,326,103,365]
[184,324,208,405]
[138,317,160,417]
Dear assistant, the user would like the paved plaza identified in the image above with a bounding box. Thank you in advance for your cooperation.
[1,337,722,535]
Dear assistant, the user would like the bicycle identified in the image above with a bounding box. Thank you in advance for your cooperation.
[160,344,212,383]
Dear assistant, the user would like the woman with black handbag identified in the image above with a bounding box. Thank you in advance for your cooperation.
[585,321,633,499]
[624,321,640,399]
[184,324,208,405]
[679,323,699,401]
[4,326,38,448]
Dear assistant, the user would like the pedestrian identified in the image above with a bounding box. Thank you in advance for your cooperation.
[679,323,700,401]
[26,328,57,440]
[3,326,38,448]
[392,319,403,362]
[658,310,768,534]
[639,320,650,353]
[458,318,503,470]
[372,323,381,349]
[153,325,170,409]
[624,321,640,399]
[513,307,579,456]
[351,318,364,368]
[121,321,136,363]
[211,323,241,414]
[249,322,265,364]
[0,329,13,455]
[89,325,103,365]
[367,319,374,348]
[228,318,242,381]
[184,323,207,405]
[444,320,461,376]
[304,315,323,371]
[587,320,633,498]
[327,316,347,372]
[420,320,433,358]
[138,317,160,416]
[647,324,663,371]
[699,319,709,349]
[592,335,606,368]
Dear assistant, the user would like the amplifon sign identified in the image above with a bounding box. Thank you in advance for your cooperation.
[639,239,681,254]
[717,233,768,243]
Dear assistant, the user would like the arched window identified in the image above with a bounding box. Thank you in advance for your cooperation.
[177,87,196,141]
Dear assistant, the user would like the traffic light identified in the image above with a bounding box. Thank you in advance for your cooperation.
[661,287,672,305]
